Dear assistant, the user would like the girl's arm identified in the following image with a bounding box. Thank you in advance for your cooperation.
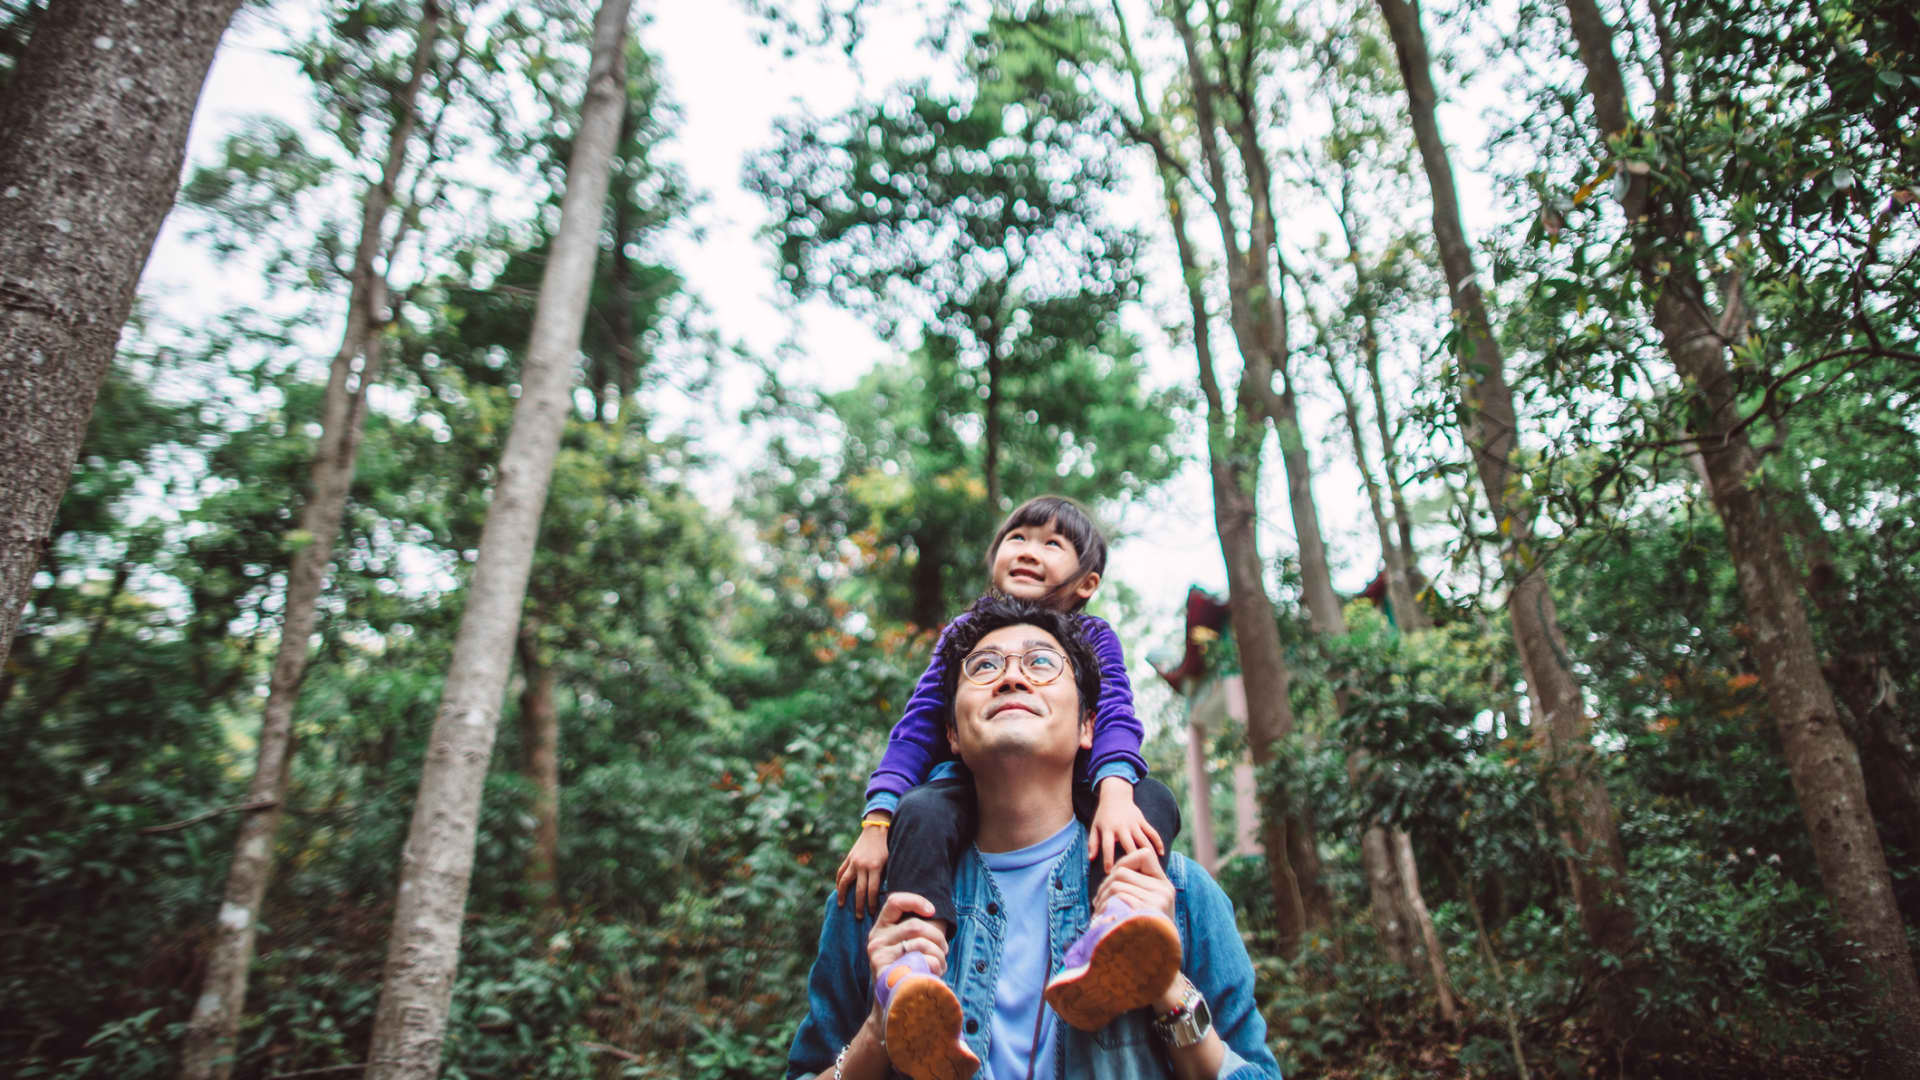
[838,619,963,917]
[1081,615,1149,783]
[862,621,960,816]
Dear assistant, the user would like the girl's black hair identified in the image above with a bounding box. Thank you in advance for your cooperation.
[985,495,1109,613]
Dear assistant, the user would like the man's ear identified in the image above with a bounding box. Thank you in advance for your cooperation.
[1079,709,1095,750]
[1071,570,1101,603]
[948,722,962,759]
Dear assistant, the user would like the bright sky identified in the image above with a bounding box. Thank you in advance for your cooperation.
[144,0,1512,676]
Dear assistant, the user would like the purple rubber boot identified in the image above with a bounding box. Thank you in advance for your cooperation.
[1042,897,1182,1032]
[872,952,980,1080]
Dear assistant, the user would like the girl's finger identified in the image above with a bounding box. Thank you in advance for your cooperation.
[1142,822,1166,856]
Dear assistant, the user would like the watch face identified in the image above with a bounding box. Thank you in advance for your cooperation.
[1190,994,1212,1031]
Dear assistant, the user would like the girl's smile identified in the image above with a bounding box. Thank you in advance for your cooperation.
[989,518,1101,607]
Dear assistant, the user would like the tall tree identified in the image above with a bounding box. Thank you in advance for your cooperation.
[362,0,631,1073]
[1373,0,1646,1038]
[178,7,447,1076]
[1554,0,1920,1062]
[748,35,1138,517]
[0,0,244,671]
[1076,0,1319,953]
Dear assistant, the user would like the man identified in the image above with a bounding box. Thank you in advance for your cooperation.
[787,595,1282,1079]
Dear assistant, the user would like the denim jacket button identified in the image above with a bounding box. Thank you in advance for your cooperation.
[974,960,987,973]
[965,1019,979,1034]
[986,902,998,915]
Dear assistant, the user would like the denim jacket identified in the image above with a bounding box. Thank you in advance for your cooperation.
[786,824,1282,1079]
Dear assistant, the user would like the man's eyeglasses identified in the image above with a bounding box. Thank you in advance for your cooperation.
[959,646,1070,686]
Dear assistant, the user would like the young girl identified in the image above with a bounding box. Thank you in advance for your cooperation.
[834,495,1184,1077]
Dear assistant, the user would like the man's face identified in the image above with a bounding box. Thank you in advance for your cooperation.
[946,623,1094,768]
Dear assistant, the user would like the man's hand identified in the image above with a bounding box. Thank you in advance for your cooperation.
[1088,776,1165,873]
[866,892,948,1003]
[835,820,891,918]
[1090,846,1183,1006]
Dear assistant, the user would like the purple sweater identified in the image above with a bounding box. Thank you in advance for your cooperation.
[863,613,1148,813]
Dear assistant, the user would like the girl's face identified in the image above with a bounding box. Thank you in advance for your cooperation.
[989,517,1101,610]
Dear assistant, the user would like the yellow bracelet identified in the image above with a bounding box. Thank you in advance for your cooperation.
[861,817,891,829]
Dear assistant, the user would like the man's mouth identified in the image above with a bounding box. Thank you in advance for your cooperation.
[987,700,1039,719]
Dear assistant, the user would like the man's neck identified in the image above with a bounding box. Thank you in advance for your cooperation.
[971,764,1077,854]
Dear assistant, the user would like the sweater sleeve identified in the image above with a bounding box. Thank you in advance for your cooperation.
[1079,615,1149,783]
[863,618,962,808]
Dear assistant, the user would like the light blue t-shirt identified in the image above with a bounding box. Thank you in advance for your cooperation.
[979,820,1077,1080]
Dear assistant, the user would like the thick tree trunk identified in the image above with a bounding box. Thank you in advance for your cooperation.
[1377,0,1643,1039]
[1111,0,1314,953]
[516,623,561,915]
[362,2,629,1075]
[0,0,243,672]
[1164,0,1333,930]
[1158,166,1310,955]
[1558,0,1920,1064]
[177,10,440,1077]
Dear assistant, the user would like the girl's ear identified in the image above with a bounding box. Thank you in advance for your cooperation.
[1070,571,1101,603]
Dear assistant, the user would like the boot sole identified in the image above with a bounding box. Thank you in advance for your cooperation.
[1043,914,1182,1032]
[885,976,980,1080]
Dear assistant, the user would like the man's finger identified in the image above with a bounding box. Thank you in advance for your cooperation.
[875,890,937,927]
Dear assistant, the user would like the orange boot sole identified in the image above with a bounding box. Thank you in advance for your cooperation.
[1042,912,1182,1032]
[884,974,981,1080]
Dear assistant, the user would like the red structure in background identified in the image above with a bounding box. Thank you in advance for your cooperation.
[1153,586,1232,691]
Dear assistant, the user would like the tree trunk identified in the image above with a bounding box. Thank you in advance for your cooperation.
[1394,827,1459,1025]
[178,9,440,1077]
[0,0,243,672]
[1558,0,1920,1064]
[516,622,562,916]
[362,1,629,1074]
[1162,0,1332,932]
[1326,334,1426,632]
[1155,159,1309,955]
[1376,0,1644,1039]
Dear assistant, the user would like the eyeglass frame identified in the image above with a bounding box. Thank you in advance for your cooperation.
[957,645,1073,687]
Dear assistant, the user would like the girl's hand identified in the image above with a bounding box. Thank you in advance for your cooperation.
[835,819,891,919]
[1089,777,1164,873]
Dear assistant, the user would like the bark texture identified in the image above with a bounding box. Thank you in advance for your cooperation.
[0,0,244,671]
[178,12,442,1074]
[1376,0,1642,1037]
[1558,0,1920,1064]
[362,2,630,1074]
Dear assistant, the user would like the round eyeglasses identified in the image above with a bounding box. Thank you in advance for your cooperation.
[959,646,1070,686]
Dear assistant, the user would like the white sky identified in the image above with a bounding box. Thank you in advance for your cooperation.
[143,0,1514,671]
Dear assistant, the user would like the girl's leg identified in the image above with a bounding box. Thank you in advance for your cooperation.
[884,776,976,934]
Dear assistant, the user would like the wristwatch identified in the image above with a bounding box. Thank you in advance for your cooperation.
[1151,977,1213,1049]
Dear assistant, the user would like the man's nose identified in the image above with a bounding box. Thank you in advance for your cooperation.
[992,667,1033,692]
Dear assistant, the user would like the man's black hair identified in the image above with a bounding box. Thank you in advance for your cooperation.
[985,495,1109,613]
[938,593,1102,730]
